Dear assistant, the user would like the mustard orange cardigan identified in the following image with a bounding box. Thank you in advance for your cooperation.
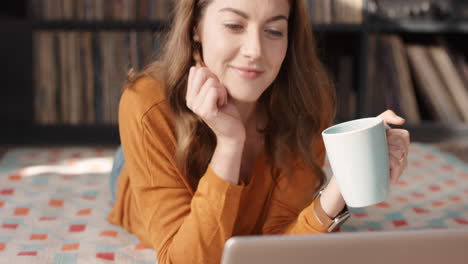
[107,76,336,264]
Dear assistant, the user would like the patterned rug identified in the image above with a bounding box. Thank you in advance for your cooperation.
[0,147,155,263]
[435,138,468,163]
[0,144,467,263]
[332,144,468,231]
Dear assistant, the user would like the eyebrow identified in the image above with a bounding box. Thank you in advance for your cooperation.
[219,7,288,23]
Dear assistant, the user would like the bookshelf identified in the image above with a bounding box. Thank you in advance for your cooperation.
[33,20,168,31]
[1,0,468,145]
[367,21,468,34]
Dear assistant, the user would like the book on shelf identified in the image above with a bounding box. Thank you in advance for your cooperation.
[34,31,58,124]
[34,30,162,125]
[379,35,403,119]
[29,1,468,128]
[427,40,468,121]
[309,0,364,24]
[317,36,358,123]
[81,32,95,124]
[387,35,421,123]
[367,0,468,23]
[407,44,464,123]
[333,0,364,24]
[370,36,391,116]
[365,35,405,119]
[334,55,357,122]
[454,53,468,92]
[31,0,174,21]
[365,34,468,124]
[58,31,69,123]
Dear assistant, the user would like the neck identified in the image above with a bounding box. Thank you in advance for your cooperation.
[232,99,265,135]
[233,99,257,125]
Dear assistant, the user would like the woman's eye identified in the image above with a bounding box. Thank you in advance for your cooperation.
[266,29,283,37]
[224,24,243,31]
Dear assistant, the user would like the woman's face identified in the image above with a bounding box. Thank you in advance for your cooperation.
[195,0,289,102]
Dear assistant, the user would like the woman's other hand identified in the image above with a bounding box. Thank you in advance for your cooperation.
[320,110,411,218]
[377,110,411,184]
[186,65,246,145]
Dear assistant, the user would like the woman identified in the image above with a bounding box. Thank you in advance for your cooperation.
[108,0,411,263]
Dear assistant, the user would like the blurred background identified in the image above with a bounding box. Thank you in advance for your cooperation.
[0,1,467,261]
[0,0,467,160]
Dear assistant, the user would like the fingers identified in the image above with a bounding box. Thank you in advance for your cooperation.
[186,67,196,102]
[198,78,216,104]
[377,109,406,126]
[386,129,407,184]
[387,128,410,143]
[191,67,209,98]
[386,128,410,184]
[388,144,405,161]
[187,66,215,104]
[187,68,227,120]
[203,85,220,117]
[187,66,217,99]
[387,137,408,156]
[193,78,219,117]
[389,155,399,183]
[389,154,407,184]
[218,83,228,107]
[387,129,410,153]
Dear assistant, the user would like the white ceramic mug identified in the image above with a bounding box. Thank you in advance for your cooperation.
[322,117,390,208]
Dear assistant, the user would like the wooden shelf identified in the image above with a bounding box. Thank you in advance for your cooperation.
[0,18,31,29]
[402,123,468,143]
[367,21,468,34]
[32,20,169,31]
[2,2,468,145]
[0,124,120,145]
[26,20,468,34]
[2,123,465,145]
[313,23,364,33]
[30,20,367,33]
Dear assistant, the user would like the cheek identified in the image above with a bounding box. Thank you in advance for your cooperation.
[210,40,237,62]
[267,41,288,72]
[277,41,288,64]
[202,32,237,74]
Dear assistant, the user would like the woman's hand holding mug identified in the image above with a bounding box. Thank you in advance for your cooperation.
[321,110,411,209]
[377,110,410,184]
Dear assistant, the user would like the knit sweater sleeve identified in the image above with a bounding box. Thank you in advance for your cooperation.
[262,140,337,234]
[119,83,246,264]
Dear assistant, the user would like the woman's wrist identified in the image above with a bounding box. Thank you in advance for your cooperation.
[216,136,245,148]
[319,176,346,218]
[210,139,245,185]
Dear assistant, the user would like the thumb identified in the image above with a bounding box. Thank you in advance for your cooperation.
[217,84,228,106]
[392,115,405,124]
[378,110,405,125]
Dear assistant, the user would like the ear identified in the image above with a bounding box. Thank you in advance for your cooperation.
[193,25,201,42]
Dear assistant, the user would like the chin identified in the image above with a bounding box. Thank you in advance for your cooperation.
[232,95,259,103]
[228,90,264,103]
[224,80,269,103]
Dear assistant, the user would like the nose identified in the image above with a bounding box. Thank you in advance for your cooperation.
[240,29,262,61]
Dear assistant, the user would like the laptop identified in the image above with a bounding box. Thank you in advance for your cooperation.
[221,228,468,264]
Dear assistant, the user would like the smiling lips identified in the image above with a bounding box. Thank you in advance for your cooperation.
[231,66,264,80]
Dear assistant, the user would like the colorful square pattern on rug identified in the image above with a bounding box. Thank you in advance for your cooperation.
[0,143,467,262]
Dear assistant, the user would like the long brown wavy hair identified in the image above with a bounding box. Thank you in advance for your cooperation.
[124,0,336,192]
